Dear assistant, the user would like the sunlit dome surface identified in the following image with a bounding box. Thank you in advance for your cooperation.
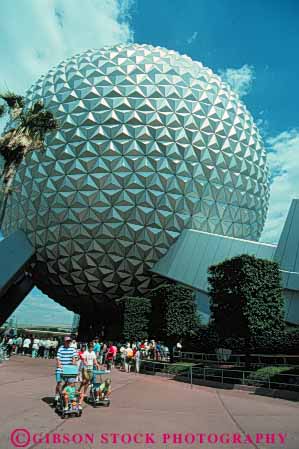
[1,44,269,311]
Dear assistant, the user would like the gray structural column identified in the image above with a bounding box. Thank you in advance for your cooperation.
[274,199,299,324]
[0,274,34,325]
[274,199,299,272]
[0,230,35,326]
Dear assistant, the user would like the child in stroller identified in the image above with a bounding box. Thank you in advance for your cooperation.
[90,376,111,406]
[55,367,83,418]
[62,378,83,412]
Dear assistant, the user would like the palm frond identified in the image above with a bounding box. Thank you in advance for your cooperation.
[0,104,6,118]
[0,90,25,109]
[31,100,44,114]
[20,101,58,141]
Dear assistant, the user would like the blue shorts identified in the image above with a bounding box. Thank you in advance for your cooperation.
[56,371,62,382]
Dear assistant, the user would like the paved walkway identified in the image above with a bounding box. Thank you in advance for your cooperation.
[0,356,298,449]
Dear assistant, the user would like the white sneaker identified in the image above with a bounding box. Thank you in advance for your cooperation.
[54,395,59,402]
[96,398,99,403]
[64,406,69,412]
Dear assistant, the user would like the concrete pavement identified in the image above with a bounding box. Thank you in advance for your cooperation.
[0,356,298,449]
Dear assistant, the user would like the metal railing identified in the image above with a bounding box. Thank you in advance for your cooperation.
[140,360,178,375]
[173,351,299,367]
[188,366,299,392]
[139,360,299,393]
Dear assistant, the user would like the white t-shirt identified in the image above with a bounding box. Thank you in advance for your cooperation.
[23,338,31,348]
[83,350,97,369]
[32,339,40,350]
[44,339,51,349]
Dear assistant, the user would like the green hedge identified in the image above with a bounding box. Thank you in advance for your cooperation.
[248,366,291,382]
[247,366,299,391]
[162,363,193,375]
[150,283,199,342]
[120,296,152,341]
[184,326,299,355]
[208,255,285,344]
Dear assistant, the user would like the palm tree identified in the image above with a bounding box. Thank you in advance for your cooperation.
[0,91,58,227]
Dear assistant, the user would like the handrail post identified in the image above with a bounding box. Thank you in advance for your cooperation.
[268,374,271,389]
[221,368,224,384]
[190,366,193,389]
[242,370,245,385]
[203,367,206,381]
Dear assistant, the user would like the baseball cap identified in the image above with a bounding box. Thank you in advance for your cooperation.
[64,336,72,342]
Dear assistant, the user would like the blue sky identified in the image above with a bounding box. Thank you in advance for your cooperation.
[1,0,299,325]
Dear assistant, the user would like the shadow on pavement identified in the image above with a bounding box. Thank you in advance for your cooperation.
[42,397,56,408]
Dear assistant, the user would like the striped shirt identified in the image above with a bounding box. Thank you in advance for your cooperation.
[56,345,77,372]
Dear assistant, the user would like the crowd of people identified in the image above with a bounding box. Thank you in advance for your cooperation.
[1,333,182,367]
[1,334,59,358]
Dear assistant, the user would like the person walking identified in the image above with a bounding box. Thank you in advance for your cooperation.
[22,336,31,355]
[93,337,101,360]
[54,336,77,405]
[134,346,141,374]
[44,337,51,359]
[119,343,126,371]
[6,337,14,357]
[111,343,117,367]
[124,343,133,373]
[105,343,114,370]
[16,335,23,355]
[32,336,40,358]
[100,342,107,365]
[80,342,100,399]
[38,338,45,358]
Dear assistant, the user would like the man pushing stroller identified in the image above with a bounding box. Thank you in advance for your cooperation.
[55,336,83,409]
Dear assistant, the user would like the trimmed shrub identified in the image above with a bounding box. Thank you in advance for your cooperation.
[208,255,285,349]
[120,296,152,341]
[150,283,199,343]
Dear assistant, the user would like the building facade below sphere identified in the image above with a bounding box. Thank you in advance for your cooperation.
[152,199,299,325]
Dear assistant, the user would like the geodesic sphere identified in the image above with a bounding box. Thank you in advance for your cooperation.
[1,44,269,310]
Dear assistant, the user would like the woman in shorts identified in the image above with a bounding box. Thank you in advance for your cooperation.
[80,342,100,397]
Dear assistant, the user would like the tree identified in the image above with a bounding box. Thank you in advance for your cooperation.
[208,255,285,353]
[0,91,58,226]
[149,283,199,360]
[119,296,152,341]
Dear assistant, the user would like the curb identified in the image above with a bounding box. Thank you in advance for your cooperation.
[141,371,299,402]
[177,376,299,401]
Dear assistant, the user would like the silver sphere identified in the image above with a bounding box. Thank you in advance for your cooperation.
[1,44,269,311]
